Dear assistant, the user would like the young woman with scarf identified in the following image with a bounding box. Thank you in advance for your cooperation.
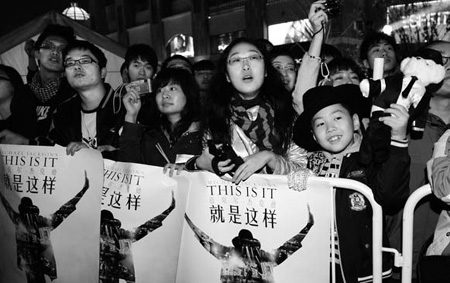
[185,37,307,184]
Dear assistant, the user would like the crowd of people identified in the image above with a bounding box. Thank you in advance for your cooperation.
[1,0,450,282]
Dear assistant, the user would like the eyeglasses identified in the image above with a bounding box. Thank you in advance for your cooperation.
[64,56,98,68]
[272,64,296,74]
[442,56,450,65]
[0,76,11,81]
[40,43,67,53]
[227,54,264,66]
[194,70,214,77]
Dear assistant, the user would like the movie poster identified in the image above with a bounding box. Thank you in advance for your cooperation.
[0,145,104,283]
[101,159,190,283]
[176,172,332,283]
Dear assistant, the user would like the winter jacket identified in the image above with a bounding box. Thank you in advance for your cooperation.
[16,77,76,144]
[49,84,125,160]
[307,138,410,283]
[119,120,204,166]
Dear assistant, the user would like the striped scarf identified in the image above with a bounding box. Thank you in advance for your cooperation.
[230,95,281,154]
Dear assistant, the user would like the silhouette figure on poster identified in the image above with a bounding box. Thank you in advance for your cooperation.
[185,205,314,283]
[99,190,176,283]
[0,171,90,283]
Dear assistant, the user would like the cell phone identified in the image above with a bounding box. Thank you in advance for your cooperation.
[129,79,152,97]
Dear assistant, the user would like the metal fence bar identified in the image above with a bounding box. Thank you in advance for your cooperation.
[308,176,384,283]
[401,184,432,283]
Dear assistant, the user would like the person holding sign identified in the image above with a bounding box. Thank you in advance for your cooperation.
[184,37,307,184]
[49,40,126,160]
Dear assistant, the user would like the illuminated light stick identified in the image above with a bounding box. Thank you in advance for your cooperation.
[373,58,384,80]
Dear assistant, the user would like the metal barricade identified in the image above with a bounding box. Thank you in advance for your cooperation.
[401,184,433,283]
[308,176,384,283]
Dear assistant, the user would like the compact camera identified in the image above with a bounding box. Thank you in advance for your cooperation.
[208,141,244,176]
[127,79,152,97]
[322,0,341,18]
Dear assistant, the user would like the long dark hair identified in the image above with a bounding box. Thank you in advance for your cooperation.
[206,37,294,153]
[153,68,202,142]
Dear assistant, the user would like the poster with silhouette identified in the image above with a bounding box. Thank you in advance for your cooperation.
[176,172,332,283]
[0,145,104,283]
[101,159,190,283]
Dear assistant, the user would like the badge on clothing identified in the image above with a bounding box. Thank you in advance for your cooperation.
[349,192,367,211]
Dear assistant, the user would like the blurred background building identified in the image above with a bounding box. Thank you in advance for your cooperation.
[2,0,450,62]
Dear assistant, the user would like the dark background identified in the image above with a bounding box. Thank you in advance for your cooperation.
[0,0,89,38]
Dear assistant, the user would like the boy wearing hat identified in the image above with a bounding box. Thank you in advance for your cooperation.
[292,84,410,282]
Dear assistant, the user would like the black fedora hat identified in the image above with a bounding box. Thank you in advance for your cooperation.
[293,84,370,151]
[232,229,261,248]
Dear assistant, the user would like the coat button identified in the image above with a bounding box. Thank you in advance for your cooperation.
[365,244,370,249]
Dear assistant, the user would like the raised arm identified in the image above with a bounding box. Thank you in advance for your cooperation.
[132,190,176,242]
[51,171,90,229]
[184,213,230,259]
[0,190,20,224]
[272,204,314,265]
[293,0,329,114]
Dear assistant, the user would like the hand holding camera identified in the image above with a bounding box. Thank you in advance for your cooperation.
[126,79,152,97]
[208,141,244,177]
[322,0,341,18]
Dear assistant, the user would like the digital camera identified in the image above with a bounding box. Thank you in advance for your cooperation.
[208,141,244,176]
[127,79,152,97]
[323,0,341,18]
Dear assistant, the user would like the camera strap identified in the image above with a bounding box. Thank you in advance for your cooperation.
[211,157,226,177]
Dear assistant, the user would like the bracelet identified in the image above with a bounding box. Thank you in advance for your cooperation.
[287,169,313,192]
[306,52,321,61]
[185,156,199,171]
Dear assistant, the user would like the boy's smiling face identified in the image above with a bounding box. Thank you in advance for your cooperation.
[311,103,360,154]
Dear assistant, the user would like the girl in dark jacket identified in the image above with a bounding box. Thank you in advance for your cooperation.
[119,68,204,167]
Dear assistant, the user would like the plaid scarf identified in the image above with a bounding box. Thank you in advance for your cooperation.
[230,95,281,153]
[29,72,61,103]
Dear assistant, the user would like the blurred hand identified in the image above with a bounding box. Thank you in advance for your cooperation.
[66,142,88,156]
[0,130,29,145]
[309,1,329,34]
[231,151,275,185]
[163,163,185,177]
